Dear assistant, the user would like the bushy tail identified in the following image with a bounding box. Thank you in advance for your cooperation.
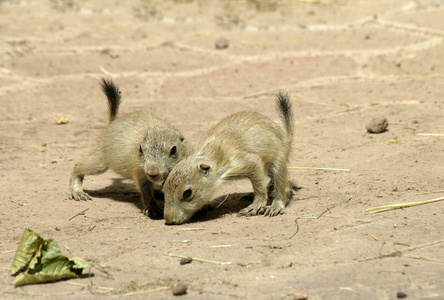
[100,77,121,122]
[276,90,294,140]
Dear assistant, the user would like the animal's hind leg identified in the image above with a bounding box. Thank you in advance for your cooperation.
[265,159,291,216]
[70,149,108,201]
[238,159,269,217]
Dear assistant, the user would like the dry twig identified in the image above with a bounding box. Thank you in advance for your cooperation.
[165,253,231,265]
[114,287,169,297]
[288,196,353,238]
[69,208,89,220]
[360,239,444,262]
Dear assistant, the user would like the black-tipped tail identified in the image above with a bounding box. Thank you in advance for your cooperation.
[100,78,121,122]
[276,90,294,139]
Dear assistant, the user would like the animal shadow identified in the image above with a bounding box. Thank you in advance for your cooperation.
[189,181,301,223]
[85,178,140,206]
[188,192,255,223]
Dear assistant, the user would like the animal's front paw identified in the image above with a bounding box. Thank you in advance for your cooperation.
[263,203,284,217]
[70,191,92,201]
[237,204,266,217]
[143,206,164,220]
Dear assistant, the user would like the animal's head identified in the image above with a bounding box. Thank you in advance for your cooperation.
[162,156,219,225]
[139,128,188,191]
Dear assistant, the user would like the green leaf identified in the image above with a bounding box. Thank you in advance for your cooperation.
[69,257,93,271]
[11,228,93,286]
[13,267,78,287]
[11,228,43,274]
[13,256,87,286]
[40,256,76,275]
[40,239,61,266]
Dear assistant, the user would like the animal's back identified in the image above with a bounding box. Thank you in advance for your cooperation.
[202,111,289,159]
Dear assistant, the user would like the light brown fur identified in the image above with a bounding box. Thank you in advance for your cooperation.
[162,91,294,225]
[69,78,188,219]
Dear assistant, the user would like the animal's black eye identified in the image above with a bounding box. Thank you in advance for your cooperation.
[139,145,143,155]
[170,146,177,156]
[183,189,192,201]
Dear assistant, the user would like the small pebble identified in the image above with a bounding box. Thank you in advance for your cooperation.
[56,117,69,125]
[172,283,187,296]
[366,117,388,133]
[294,292,308,300]
[180,257,192,265]
[215,37,229,49]
[397,291,407,298]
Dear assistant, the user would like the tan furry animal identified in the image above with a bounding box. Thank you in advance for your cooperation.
[69,78,188,219]
[162,91,294,224]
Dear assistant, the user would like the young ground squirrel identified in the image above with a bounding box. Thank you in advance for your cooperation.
[69,78,188,219]
[162,91,294,224]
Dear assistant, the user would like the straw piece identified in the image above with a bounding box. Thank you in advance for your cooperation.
[217,192,231,208]
[10,200,27,206]
[381,140,404,144]
[114,287,169,297]
[394,242,411,247]
[288,167,350,172]
[416,190,444,195]
[2,249,16,254]
[363,197,444,214]
[68,281,114,291]
[177,228,204,231]
[417,133,444,136]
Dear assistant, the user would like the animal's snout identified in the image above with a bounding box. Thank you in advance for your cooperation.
[146,164,160,179]
[164,214,178,225]
[164,219,179,225]
[164,208,186,225]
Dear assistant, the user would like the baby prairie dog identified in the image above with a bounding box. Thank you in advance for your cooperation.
[70,78,188,219]
[162,91,294,225]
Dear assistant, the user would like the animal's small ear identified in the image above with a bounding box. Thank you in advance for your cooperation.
[199,163,210,174]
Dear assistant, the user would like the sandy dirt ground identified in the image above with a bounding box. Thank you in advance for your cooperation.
[1,0,444,299]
